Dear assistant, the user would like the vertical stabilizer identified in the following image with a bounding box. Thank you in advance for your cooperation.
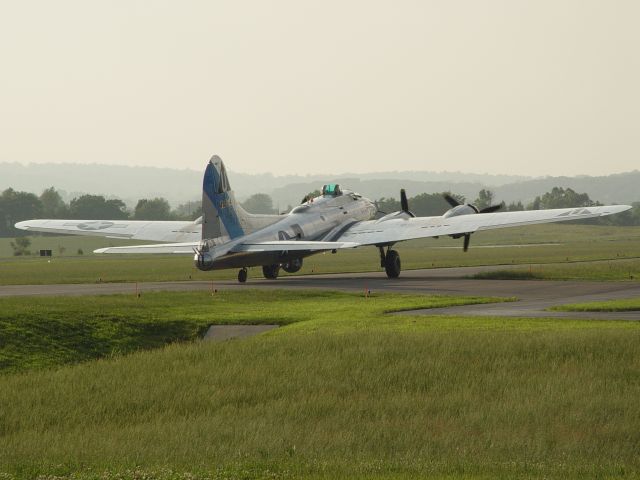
[202,155,280,241]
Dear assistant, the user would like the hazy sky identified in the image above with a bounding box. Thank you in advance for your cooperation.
[1,1,638,176]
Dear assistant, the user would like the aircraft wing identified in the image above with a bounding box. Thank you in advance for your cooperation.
[14,219,201,243]
[336,205,632,246]
[94,242,199,254]
[230,240,359,253]
[94,240,359,255]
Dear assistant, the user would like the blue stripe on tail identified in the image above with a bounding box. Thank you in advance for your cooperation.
[203,161,245,239]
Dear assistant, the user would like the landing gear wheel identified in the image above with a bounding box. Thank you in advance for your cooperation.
[262,264,280,280]
[282,258,303,273]
[238,268,248,283]
[384,249,401,278]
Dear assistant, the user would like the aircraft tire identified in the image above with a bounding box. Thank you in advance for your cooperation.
[262,264,280,280]
[282,258,303,273]
[384,250,401,278]
[238,268,248,283]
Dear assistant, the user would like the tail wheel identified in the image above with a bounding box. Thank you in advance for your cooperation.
[262,264,280,280]
[384,249,401,278]
[238,268,248,283]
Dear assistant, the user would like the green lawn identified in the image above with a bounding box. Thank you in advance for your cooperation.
[1,291,640,479]
[0,290,501,374]
[2,224,640,285]
[551,297,640,312]
[470,258,640,282]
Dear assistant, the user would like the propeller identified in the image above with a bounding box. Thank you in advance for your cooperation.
[478,204,503,214]
[443,193,461,208]
[463,234,471,252]
[441,193,504,252]
[400,189,415,217]
[442,193,503,214]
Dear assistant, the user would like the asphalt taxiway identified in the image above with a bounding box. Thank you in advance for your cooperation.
[1,264,638,320]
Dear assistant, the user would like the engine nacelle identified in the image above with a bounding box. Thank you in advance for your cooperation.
[443,204,478,218]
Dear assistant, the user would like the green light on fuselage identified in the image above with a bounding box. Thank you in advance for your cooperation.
[322,184,340,196]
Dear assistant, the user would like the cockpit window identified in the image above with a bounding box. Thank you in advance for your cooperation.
[322,184,342,196]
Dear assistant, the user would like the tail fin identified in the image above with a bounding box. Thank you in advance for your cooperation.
[202,155,280,241]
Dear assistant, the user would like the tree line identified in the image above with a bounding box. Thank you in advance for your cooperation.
[0,187,200,237]
[2,186,640,238]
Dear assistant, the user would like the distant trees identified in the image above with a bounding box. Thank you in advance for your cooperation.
[0,188,43,237]
[506,201,524,211]
[10,237,31,256]
[376,192,465,216]
[529,187,595,210]
[474,189,495,210]
[173,200,200,220]
[300,190,322,204]
[134,198,172,220]
[241,193,276,214]
[411,193,460,216]
[69,195,128,220]
[40,187,68,218]
[1,182,640,239]
[0,187,200,236]
[376,197,401,214]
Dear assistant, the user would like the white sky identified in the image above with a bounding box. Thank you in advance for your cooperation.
[0,0,638,176]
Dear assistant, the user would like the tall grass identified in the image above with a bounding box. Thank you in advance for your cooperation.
[0,290,501,373]
[552,297,640,312]
[1,292,639,478]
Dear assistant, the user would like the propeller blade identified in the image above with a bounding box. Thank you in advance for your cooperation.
[443,194,461,208]
[463,233,471,252]
[400,189,415,217]
[479,204,503,214]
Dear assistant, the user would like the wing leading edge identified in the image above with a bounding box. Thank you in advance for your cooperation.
[14,219,201,243]
[335,205,632,246]
[94,240,359,255]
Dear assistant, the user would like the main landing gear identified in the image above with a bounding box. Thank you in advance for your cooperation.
[379,246,401,278]
[237,268,248,283]
[237,259,303,283]
[262,264,280,280]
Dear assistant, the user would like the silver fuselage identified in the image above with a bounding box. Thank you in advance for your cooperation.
[195,190,376,270]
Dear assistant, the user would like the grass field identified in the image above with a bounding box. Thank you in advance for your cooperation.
[551,297,640,312]
[470,258,640,282]
[1,224,640,285]
[0,290,501,373]
[1,290,640,479]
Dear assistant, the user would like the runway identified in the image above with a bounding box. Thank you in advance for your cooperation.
[1,264,639,320]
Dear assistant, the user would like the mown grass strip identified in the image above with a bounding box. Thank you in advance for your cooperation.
[0,290,503,374]
[470,258,640,282]
[551,297,640,312]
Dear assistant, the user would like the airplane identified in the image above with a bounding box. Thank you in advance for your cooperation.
[16,155,632,283]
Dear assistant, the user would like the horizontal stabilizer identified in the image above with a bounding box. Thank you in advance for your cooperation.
[16,219,201,243]
[94,242,199,254]
[231,240,360,253]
